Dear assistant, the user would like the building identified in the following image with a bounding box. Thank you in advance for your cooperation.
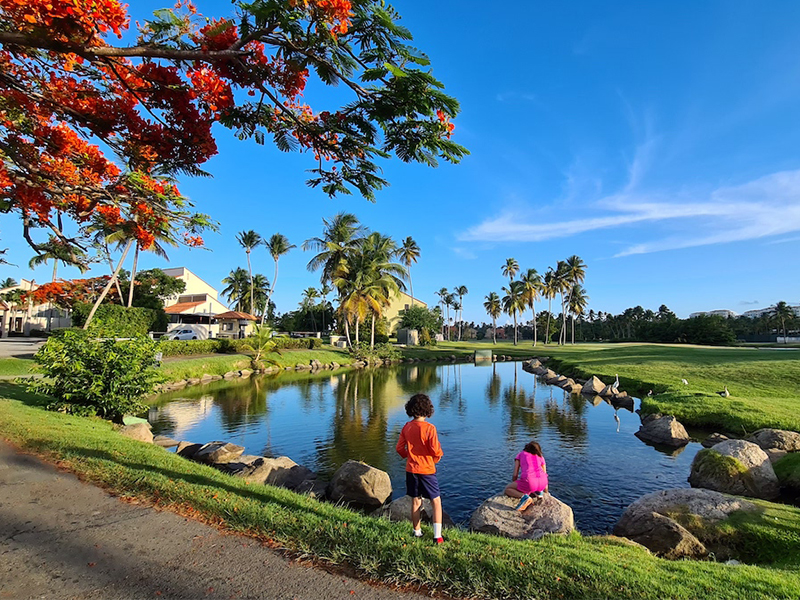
[215,311,258,339]
[162,267,231,339]
[688,309,738,319]
[0,279,71,337]
[383,291,427,334]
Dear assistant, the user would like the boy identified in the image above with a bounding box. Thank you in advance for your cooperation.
[395,393,444,544]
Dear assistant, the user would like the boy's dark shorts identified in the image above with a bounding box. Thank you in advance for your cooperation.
[406,472,440,499]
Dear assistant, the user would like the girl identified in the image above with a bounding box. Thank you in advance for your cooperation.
[504,441,548,512]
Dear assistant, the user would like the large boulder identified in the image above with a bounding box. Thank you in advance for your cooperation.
[688,440,780,500]
[193,441,245,465]
[635,414,691,447]
[469,493,574,540]
[614,488,757,560]
[216,454,264,475]
[374,495,455,527]
[119,423,153,444]
[327,460,392,509]
[581,376,605,395]
[237,456,316,490]
[599,384,616,398]
[176,441,203,459]
[747,429,800,452]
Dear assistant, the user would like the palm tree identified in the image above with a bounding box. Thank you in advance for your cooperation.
[773,301,796,343]
[502,257,519,285]
[250,273,270,317]
[484,292,501,345]
[263,233,295,324]
[436,287,449,338]
[0,277,16,289]
[568,284,589,344]
[236,230,263,317]
[302,287,320,333]
[398,237,420,306]
[454,285,468,341]
[28,236,89,282]
[444,293,455,340]
[318,283,333,334]
[502,280,525,345]
[126,219,179,308]
[519,268,541,346]
[559,255,587,345]
[542,268,558,344]
[221,268,250,312]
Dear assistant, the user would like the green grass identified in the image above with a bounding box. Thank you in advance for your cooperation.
[0,357,35,377]
[774,454,800,490]
[2,382,800,599]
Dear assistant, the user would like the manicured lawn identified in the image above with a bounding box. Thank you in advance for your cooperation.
[2,383,800,599]
[0,357,35,377]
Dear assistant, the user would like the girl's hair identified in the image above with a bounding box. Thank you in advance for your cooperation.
[523,441,543,457]
[405,393,434,418]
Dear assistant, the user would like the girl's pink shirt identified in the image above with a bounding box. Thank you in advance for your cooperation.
[515,451,548,492]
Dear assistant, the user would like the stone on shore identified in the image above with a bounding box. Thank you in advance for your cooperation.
[237,456,317,491]
[327,460,392,509]
[153,435,180,448]
[176,441,203,459]
[689,439,780,500]
[194,441,245,465]
[747,429,800,453]
[635,413,691,447]
[119,423,153,444]
[374,495,455,527]
[581,376,605,395]
[469,493,574,540]
[702,433,730,448]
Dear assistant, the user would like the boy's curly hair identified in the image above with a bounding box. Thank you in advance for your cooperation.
[405,393,434,418]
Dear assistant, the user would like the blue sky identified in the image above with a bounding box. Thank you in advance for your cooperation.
[3,1,800,322]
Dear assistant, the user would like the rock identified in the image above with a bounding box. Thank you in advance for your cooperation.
[239,369,253,378]
[611,395,635,411]
[546,374,567,386]
[613,488,757,559]
[689,439,780,500]
[119,423,153,443]
[223,371,237,379]
[153,435,180,448]
[330,362,340,370]
[766,449,788,464]
[237,456,316,490]
[200,374,215,382]
[295,478,328,499]
[565,382,583,394]
[557,377,576,390]
[702,433,730,448]
[186,378,200,386]
[216,454,264,475]
[581,376,605,395]
[167,380,188,390]
[469,493,574,540]
[176,441,203,459]
[635,413,691,447]
[374,495,455,527]
[747,429,800,452]
[194,441,245,465]
[327,460,392,509]
[599,384,616,398]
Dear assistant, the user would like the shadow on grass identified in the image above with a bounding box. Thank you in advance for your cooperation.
[0,382,49,407]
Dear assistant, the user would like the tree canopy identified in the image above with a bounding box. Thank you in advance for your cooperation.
[1,0,467,264]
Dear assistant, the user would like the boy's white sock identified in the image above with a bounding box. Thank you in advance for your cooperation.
[413,528,423,537]
[433,523,442,539]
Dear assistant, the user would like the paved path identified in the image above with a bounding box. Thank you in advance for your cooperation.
[0,338,44,359]
[0,442,431,600]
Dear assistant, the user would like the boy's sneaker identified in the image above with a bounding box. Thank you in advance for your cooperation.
[515,494,533,512]
[434,537,445,545]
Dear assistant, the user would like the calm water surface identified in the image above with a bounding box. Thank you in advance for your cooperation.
[149,361,703,533]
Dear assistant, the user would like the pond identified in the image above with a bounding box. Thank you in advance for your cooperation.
[149,360,704,533]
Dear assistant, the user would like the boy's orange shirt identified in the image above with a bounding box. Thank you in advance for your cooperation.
[396,419,443,475]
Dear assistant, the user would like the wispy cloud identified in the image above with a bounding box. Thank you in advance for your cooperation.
[459,169,800,257]
[495,91,538,103]
[739,300,760,306]
[451,246,477,260]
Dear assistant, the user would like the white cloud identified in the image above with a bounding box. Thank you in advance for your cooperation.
[459,169,800,257]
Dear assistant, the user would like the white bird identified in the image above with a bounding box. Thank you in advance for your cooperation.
[646,389,653,397]
[716,386,730,398]
[612,373,620,391]
[681,379,689,386]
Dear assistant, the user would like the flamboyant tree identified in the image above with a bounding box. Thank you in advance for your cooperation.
[1,0,466,269]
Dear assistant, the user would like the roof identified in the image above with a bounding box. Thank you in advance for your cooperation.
[215,311,258,321]
[164,301,205,314]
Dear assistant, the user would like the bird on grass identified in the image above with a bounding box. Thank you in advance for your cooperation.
[716,386,730,398]
[681,379,689,386]
[646,390,653,397]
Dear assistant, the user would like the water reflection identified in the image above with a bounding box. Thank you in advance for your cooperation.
[149,361,702,533]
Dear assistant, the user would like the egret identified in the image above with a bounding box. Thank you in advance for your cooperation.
[646,390,653,397]
[716,386,730,398]
[681,379,689,386]
[612,373,620,391]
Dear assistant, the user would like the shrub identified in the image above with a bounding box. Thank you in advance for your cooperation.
[350,342,400,362]
[157,335,322,357]
[29,330,162,420]
[72,302,164,337]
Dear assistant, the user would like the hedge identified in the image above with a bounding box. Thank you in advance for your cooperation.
[158,335,322,357]
[72,303,165,337]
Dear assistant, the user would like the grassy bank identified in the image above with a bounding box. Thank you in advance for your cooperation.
[2,383,800,599]
[0,356,35,377]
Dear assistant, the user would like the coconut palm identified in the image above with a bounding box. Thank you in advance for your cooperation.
[302,287,320,333]
[773,301,796,343]
[221,268,250,312]
[236,230,263,317]
[454,285,468,340]
[398,237,420,306]
[542,269,558,344]
[436,287,449,338]
[484,292,501,345]
[0,277,16,289]
[502,257,519,285]
[303,212,366,285]
[250,273,271,317]
[519,268,541,346]
[502,280,525,345]
[444,293,455,340]
[28,236,89,282]
[568,284,589,344]
[263,233,296,324]
[559,255,587,345]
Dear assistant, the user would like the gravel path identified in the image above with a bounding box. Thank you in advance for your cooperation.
[0,441,432,600]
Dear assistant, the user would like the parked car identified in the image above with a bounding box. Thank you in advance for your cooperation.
[168,329,199,340]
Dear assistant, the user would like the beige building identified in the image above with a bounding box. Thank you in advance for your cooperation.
[384,291,426,334]
[162,267,231,339]
[1,279,71,337]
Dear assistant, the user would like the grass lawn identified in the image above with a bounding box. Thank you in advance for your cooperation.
[0,357,36,377]
[2,382,800,600]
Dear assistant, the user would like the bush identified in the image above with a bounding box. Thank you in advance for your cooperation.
[157,335,322,357]
[72,302,164,337]
[29,330,162,420]
[350,342,400,362]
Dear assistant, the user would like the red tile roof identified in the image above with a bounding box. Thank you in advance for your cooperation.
[164,301,205,314]
[215,311,258,321]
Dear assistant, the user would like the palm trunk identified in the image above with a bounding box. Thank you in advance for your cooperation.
[492,316,497,344]
[571,315,575,344]
[262,259,279,326]
[409,273,414,307]
[344,316,352,347]
[513,313,518,345]
[105,254,125,304]
[545,297,552,344]
[370,313,375,349]
[83,240,133,329]
[127,243,139,308]
[355,317,360,346]
[246,250,254,316]
[531,304,537,347]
